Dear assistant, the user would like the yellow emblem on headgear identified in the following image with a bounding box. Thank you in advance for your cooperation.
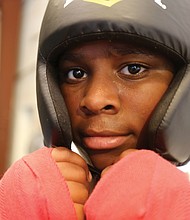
[84,0,122,7]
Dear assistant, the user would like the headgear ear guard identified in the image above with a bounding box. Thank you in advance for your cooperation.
[37,0,190,165]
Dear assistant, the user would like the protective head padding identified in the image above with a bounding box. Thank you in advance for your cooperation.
[37,0,190,165]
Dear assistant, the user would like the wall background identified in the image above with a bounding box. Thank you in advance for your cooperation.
[8,0,49,166]
[0,0,22,174]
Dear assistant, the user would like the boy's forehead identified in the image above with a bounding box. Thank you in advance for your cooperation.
[57,39,175,71]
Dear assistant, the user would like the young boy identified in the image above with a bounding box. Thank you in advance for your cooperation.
[1,0,190,219]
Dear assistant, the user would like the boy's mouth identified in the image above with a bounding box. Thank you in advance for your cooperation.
[82,130,131,150]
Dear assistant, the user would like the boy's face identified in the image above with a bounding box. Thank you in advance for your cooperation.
[59,40,174,170]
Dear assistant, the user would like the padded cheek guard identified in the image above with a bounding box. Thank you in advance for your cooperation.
[148,64,190,165]
[37,0,190,165]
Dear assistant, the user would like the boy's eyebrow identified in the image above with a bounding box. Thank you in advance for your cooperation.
[60,53,85,62]
[110,47,155,56]
[60,47,156,62]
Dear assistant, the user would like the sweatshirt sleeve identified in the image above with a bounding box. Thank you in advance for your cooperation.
[85,150,190,220]
[0,147,77,220]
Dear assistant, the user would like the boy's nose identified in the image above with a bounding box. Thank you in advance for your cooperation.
[80,76,120,115]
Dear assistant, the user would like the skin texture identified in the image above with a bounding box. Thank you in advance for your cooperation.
[53,40,174,219]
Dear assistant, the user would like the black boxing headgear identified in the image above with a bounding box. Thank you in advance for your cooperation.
[36,0,190,165]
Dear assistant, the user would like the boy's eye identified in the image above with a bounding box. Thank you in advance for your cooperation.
[67,68,87,80]
[121,64,147,77]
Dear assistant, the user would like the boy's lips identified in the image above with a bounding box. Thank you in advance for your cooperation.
[82,131,130,150]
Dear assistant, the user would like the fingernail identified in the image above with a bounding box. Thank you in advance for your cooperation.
[88,171,92,182]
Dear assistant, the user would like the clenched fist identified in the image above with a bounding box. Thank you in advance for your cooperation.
[51,147,92,220]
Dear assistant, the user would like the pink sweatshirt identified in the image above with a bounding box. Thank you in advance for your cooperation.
[1,147,190,219]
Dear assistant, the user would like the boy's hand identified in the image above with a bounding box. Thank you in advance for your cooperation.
[51,147,92,220]
[101,149,138,177]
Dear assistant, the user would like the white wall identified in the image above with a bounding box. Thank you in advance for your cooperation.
[9,0,49,165]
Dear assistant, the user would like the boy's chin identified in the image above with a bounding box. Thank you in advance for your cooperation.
[86,146,137,171]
